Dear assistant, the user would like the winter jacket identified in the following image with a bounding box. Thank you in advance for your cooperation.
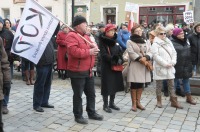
[66,31,95,77]
[56,31,68,70]
[171,35,192,78]
[126,34,152,83]
[116,29,130,51]
[0,37,11,100]
[188,23,200,65]
[151,37,177,80]
[99,33,124,95]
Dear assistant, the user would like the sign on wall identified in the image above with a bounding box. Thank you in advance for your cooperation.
[183,10,194,24]
[125,2,139,13]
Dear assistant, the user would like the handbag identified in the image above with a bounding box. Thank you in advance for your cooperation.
[107,46,123,71]
[135,43,153,71]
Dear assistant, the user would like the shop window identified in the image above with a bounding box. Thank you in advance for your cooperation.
[2,8,10,19]
[149,7,156,11]
[165,7,172,12]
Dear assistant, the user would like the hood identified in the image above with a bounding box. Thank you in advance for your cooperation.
[193,22,200,35]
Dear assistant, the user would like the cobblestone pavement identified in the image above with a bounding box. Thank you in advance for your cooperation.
[3,72,200,132]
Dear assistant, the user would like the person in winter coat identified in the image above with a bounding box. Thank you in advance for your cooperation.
[0,37,11,131]
[126,24,152,112]
[56,25,69,79]
[99,24,124,113]
[171,28,196,105]
[116,24,130,52]
[188,22,200,76]
[151,26,183,109]
[65,15,103,124]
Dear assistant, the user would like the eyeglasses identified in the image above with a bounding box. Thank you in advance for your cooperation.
[159,33,166,35]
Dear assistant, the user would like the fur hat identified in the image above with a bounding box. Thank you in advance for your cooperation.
[194,22,200,31]
[105,24,116,32]
[72,15,87,27]
[173,28,183,37]
[0,16,4,25]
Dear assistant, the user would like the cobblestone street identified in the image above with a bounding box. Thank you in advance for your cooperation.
[3,72,200,132]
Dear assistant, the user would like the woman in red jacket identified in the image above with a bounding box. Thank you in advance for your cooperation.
[56,25,69,79]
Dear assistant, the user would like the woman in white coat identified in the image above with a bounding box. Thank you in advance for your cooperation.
[151,26,183,109]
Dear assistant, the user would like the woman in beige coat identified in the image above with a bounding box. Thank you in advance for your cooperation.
[151,26,183,109]
[126,24,152,111]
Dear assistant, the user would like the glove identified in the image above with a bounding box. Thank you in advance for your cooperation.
[146,62,153,71]
[139,57,148,66]
[3,82,11,96]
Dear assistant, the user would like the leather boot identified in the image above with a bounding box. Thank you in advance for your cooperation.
[170,96,183,109]
[156,96,162,108]
[30,70,35,85]
[130,89,137,111]
[25,70,30,85]
[109,95,120,110]
[136,88,145,110]
[186,94,196,105]
[103,96,112,113]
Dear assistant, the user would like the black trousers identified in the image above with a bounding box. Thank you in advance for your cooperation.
[71,77,96,118]
[0,100,4,132]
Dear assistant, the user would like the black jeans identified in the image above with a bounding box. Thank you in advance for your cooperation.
[0,100,4,132]
[71,77,96,118]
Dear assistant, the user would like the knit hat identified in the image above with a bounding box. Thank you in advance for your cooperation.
[0,16,4,25]
[72,15,87,27]
[173,28,183,37]
[105,24,116,32]
[131,23,141,34]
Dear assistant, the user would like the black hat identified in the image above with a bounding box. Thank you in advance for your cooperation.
[182,22,187,27]
[98,24,105,29]
[72,15,87,27]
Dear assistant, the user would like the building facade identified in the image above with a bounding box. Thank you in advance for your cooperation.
[0,0,195,26]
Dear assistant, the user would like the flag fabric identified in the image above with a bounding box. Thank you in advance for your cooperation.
[128,12,134,32]
[11,0,59,64]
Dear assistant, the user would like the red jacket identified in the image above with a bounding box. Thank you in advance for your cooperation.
[65,31,95,74]
[56,31,68,70]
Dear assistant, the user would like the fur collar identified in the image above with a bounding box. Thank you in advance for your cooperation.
[130,34,145,44]
[100,33,117,47]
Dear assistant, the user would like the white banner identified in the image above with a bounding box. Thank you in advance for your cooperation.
[183,10,194,24]
[125,2,139,13]
[11,0,59,64]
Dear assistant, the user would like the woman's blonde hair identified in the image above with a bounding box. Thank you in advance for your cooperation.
[165,23,174,32]
[155,26,166,36]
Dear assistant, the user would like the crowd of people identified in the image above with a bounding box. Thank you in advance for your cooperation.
[0,14,199,130]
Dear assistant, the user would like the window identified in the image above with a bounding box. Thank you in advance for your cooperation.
[149,7,156,11]
[165,7,172,12]
[2,9,10,19]
[45,7,52,12]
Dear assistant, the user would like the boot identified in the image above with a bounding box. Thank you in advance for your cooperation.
[25,70,30,85]
[170,96,183,109]
[103,96,112,113]
[156,96,162,108]
[109,95,120,110]
[130,89,137,111]
[136,88,145,110]
[30,70,35,85]
[175,89,185,97]
[186,94,196,105]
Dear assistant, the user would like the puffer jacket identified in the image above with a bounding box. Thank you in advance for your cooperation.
[0,37,11,100]
[66,31,95,77]
[171,35,192,78]
[151,37,177,80]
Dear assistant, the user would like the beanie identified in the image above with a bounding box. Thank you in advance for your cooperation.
[105,24,116,32]
[72,15,87,27]
[173,28,183,37]
[0,16,4,25]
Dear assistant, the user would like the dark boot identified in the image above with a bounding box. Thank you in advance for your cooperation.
[176,89,185,97]
[109,95,120,110]
[130,89,137,112]
[170,96,183,109]
[30,70,35,85]
[186,94,196,105]
[136,88,145,110]
[156,96,162,108]
[25,70,30,85]
[103,96,112,113]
